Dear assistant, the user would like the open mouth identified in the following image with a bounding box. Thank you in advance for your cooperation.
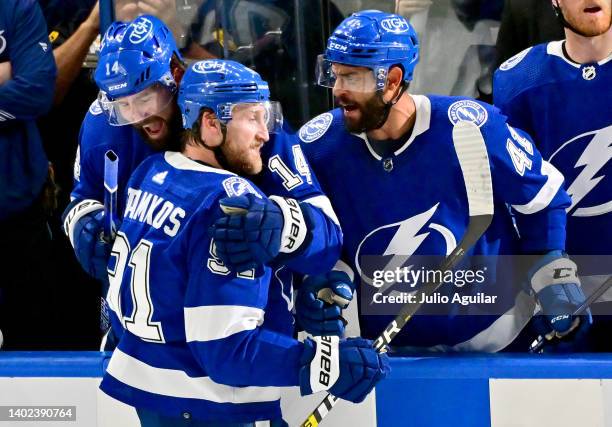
[142,119,164,137]
[584,6,602,13]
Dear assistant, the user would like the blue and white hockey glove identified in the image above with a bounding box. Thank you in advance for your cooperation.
[529,251,592,352]
[296,271,355,336]
[209,194,311,272]
[299,336,390,403]
[62,199,112,283]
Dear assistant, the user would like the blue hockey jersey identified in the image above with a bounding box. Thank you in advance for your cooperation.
[0,0,56,219]
[300,95,571,351]
[72,101,342,276]
[494,41,611,271]
[100,152,305,422]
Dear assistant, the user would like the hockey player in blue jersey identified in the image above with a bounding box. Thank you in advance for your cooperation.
[494,0,611,350]
[100,59,389,426]
[285,10,591,352]
[62,16,343,346]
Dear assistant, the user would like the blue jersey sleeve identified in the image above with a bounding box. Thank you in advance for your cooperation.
[184,194,304,388]
[483,113,571,252]
[71,111,107,203]
[492,47,541,137]
[259,130,342,274]
[0,0,56,124]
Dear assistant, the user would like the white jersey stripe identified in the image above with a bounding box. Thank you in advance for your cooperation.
[512,161,564,215]
[184,305,264,342]
[106,348,281,403]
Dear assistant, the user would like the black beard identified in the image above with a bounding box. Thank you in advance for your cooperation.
[343,92,391,133]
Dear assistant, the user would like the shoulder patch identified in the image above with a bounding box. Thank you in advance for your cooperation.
[499,47,532,71]
[89,100,103,116]
[299,112,334,143]
[448,100,488,127]
[222,177,261,198]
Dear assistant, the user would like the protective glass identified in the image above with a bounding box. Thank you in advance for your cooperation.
[221,101,284,133]
[315,55,388,93]
[98,83,176,126]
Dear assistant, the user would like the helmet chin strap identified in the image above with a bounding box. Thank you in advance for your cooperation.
[196,120,231,170]
[369,81,408,132]
[552,1,594,38]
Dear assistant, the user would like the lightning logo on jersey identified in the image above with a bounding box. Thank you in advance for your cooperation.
[355,204,457,294]
[550,125,612,217]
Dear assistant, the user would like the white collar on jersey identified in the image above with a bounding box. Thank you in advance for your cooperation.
[354,94,432,161]
[164,151,236,176]
[547,40,612,67]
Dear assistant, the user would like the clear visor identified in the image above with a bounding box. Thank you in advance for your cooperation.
[315,55,388,93]
[222,101,284,134]
[98,83,176,126]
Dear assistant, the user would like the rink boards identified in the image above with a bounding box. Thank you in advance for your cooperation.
[1,352,612,427]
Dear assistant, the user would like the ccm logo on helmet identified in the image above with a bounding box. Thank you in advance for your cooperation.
[129,17,154,44]
[380,17,410,34]
[329,41,347,52]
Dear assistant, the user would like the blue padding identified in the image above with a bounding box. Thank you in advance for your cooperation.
[386,354,612,379]
[376,354,612,427]
[376,378,490,427]
[0,352,112,377]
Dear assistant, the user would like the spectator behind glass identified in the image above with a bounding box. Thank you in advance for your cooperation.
[495,0,565,67]
[36,0,105,349]
[0,0,57,349]
[398,0,503,101]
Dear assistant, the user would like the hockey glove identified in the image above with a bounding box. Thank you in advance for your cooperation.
[296,271,355,336]
[529,251,592,352]
[209,194,310,272]
[299,336,390,404]
[62,199,112,283]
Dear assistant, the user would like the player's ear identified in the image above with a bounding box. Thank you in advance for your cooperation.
[384,66,403,101]
[200,111,223,147]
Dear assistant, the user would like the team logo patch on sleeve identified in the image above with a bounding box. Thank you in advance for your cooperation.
[222,177,261,198]
[448,100,488,127]
[500,47,532,71]
[89,100,103,115]
[299,113,334,143]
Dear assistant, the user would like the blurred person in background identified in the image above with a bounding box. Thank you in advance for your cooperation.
[0,0,57,349]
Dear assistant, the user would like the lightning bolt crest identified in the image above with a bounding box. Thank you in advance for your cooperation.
[566,127,612,214]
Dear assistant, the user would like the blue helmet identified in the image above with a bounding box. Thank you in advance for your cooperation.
[317,10,419,90]
[178,59,283,132]
[95,15,182,100]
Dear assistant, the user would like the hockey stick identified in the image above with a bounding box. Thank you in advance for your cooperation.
[103,150,119,242]
[300,121,494,427]
[529,275,612,353]
[101,150,119,334]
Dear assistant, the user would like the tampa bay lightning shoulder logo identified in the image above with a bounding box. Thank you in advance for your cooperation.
[499,47,532,71]
[0,31,6,56]
[129,17,153,44]
[222,177,261,198]
[89,100,103,115]
[448,100,488,128]
[299,112,333,143]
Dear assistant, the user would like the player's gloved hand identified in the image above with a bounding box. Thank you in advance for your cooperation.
[62,199,112,283]
[528,251,592,352]
[296,271,355,336]
[299,336,390,403]
[209,194,310,272]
